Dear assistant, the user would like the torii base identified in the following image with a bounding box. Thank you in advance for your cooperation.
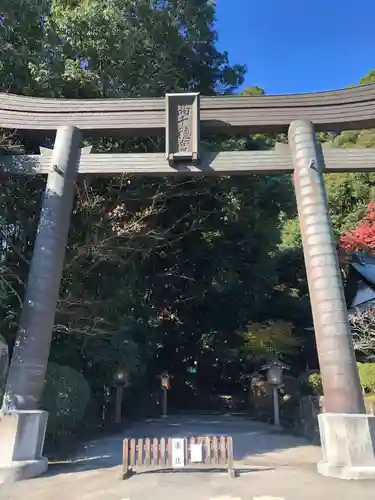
[0,410,48,483]
[317,413,375,480]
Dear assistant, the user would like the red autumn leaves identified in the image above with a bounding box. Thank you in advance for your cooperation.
[340,202,375,254]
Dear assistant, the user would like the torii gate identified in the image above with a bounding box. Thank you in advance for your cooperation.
[1,86,375,481]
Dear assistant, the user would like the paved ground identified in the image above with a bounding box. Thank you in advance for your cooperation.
[0,414,374,500]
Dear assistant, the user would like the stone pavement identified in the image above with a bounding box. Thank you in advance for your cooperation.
[0,414,374,500]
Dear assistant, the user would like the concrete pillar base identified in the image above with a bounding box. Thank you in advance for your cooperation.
[0,410,48,484]
[0,458,48,483]
[318,413,375,480]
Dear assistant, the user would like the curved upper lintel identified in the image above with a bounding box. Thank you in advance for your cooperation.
[1,83,375,137]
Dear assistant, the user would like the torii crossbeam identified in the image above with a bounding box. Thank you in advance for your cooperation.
[0,87,375,482]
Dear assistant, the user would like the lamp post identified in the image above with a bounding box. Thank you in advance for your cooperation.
[262,360,290,426]
[160,371,171,419]
[0,336,9,405]
[113,369,129,424]
[0,335,8,381]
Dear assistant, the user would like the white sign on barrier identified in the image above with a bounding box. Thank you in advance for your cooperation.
[190,443,203,463]
[171,438,185,468]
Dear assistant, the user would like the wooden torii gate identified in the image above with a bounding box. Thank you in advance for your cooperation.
[1,86,375,481]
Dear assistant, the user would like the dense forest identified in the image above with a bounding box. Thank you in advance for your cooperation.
[1,1,375,440]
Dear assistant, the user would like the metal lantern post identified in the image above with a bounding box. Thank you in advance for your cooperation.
[0,335,9,383]
[160,372,171,419]
[262,360,289,426]
[113,369,129,424]
[267,364,283,426]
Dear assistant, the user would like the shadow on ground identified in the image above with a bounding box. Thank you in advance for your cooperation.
[45,414,319,477]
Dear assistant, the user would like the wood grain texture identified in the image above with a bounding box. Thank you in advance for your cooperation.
[2,148,375,176]
[2,84,375,136]
[121,436,235,480]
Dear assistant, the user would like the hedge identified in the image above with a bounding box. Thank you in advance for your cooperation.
[41,362,91,439]
[307,363,375,395]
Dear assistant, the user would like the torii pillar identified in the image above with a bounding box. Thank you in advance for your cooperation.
[289,120,375,480]
[0,126,82,483]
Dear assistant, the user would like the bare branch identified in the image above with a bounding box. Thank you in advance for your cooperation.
[349,307,375,356]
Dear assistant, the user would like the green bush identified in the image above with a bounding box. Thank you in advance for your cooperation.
[307,372,323,395]
[304,364,375,396]
[41,363,91,439]
[357,363,375,393]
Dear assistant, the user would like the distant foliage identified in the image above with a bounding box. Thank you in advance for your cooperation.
[306,372,323,395]
[280,68,375,254]
[240,320,299,361]
[41,363,91,437]
[340,202,375,253]
[3,0,375,438]
[241,86,265,97]
[357,363,375,393]
[349,307,375,360]
[280,174,375,251]
[305,364,375,396]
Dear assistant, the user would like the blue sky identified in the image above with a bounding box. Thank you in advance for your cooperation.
[216,0,375,95]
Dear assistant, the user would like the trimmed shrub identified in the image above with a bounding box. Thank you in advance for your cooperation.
[307,372,323,395]
[357,363,375,393]
[304,364,375,396]
[41,363,91,439]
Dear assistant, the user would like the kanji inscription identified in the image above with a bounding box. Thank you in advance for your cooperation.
[176,104,192,152]
[166,93,200,162]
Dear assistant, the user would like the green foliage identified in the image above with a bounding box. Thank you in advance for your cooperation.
[331,130,375,149]
[306,372,323,395]
[357,363,375,393]
[324,173,375,237]
[359,70,375,85]
[305,364,375,396]
[94,327,145,380]
[0,0,245,98]
[41,363,91,437]
[240,320,300,362]
[276,72,375,348]
[3,0,282,422]
[279,68,375,252]
[2,0,375,433]
[241,86,265,96]
[280,218,302,249]
[280,172,375,249]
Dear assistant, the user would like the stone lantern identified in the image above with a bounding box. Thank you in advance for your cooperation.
[261,359,290,426]
[112,368,129,424]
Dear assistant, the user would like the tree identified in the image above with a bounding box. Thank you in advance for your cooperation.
[241,86,265,96]
[274,71,375,373]
[349,307,375,360]
[0,0,246,98]
[8,1,375,425]
[239,320,300,363]
[341,202,375,253]
[279,68,375,253]
[280,173,375,250]
[41,363,91,439]
[2,0,295,417]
